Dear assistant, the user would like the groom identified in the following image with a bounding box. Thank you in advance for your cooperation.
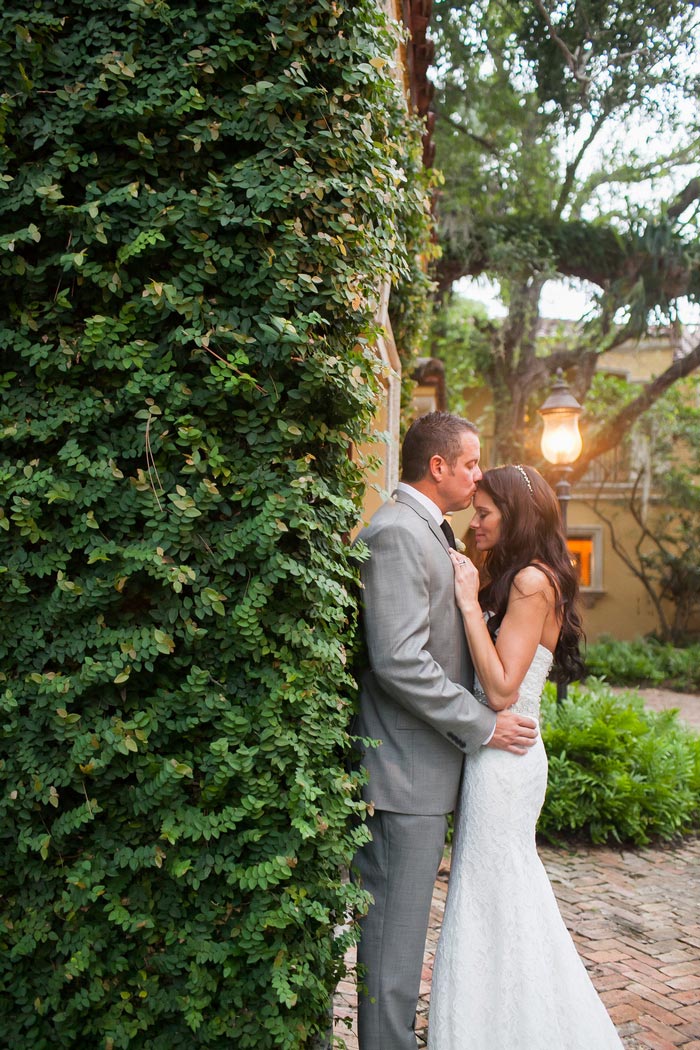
[353,411,538,1050]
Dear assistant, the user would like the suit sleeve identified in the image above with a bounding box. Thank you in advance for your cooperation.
[360,518,496,752]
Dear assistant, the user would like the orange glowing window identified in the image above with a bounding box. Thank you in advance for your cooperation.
[567,536,593,588]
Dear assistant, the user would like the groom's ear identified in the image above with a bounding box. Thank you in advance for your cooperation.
[429,453,447,481]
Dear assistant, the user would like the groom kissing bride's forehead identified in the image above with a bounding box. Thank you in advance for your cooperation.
[351,411,619,1050]
[352,412,540,1050]
[399,412,482,513]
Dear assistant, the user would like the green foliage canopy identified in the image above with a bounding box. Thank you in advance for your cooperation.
[0,1,433,1046]
[432,0,700,296]
[427,0,700,464]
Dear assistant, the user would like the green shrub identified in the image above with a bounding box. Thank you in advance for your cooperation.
[539,680,700,845]
[585,635,700,691]
[0,1,433,1047]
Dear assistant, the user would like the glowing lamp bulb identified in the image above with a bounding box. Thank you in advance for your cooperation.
[538,371,583,467]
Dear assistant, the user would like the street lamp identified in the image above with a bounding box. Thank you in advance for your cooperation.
[538,369,583,701]
[538,368,583,532]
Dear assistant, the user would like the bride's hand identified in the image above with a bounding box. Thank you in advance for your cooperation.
[449,549,481,613]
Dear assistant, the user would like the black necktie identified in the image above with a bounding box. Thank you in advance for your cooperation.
[440,519,456,549]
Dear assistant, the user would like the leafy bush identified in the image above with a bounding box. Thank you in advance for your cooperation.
[539,680,700,845]
[0,1,432,1047]
[585,635,700,691]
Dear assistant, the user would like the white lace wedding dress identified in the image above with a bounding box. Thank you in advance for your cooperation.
[428,644,624,1050]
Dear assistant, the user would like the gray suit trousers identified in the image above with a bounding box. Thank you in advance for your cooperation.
[354,811,447,1050]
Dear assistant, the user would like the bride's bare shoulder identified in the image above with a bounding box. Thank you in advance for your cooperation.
[511,564,556,602]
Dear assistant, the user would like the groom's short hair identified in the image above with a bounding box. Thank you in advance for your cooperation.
[401,412,478,482]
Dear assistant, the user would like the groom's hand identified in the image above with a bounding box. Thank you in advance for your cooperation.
[487,710,538,755]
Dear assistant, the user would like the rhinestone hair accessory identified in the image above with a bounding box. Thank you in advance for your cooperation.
[514,464,534,495]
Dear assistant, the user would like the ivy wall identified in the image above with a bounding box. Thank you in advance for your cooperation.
[0,1,433,1047]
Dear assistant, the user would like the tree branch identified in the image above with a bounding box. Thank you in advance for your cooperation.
[436,213,699,302]
[555,110,608,219]
[570,140,700,215]
[587,471,671,638]
[668,177,700,221]
[530,0,592,85]
[441,111,499,156]
[571,337,700,482]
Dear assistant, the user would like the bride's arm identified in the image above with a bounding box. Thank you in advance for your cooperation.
[450,553,554,710]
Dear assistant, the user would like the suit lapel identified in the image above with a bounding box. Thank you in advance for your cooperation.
[394,489,451,554]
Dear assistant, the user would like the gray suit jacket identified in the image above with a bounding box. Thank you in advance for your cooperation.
[354,489,497,815]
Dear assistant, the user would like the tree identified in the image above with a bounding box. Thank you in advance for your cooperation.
[425,295,492,417]
[428,0,700,465]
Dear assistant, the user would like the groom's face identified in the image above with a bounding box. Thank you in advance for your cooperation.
[439,431,482,513]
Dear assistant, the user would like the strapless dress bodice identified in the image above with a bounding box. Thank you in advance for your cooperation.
[473,643,553,720]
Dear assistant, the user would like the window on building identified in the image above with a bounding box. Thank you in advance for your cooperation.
[566,526,604,593]
[567,536,593,587]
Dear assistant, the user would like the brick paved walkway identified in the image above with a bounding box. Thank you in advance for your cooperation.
[334,690,700,1050]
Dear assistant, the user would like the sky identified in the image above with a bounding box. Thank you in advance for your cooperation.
[457,275,700,325]
[455,276,590,320]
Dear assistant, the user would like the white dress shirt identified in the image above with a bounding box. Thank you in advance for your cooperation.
[396,481,444,526]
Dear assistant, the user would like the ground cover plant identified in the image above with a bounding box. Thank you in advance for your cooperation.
[0,1,433,1046]
[585,636,700,691]
[540,681,700,846]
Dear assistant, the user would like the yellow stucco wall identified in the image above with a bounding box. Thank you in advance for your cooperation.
[563,500,662,642]
[440,331,688,643]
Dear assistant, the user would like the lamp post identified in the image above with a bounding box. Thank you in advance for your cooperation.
[538,369,583,531]
[538,369,583,701]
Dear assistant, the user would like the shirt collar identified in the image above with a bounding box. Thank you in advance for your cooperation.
[396,482,444,526]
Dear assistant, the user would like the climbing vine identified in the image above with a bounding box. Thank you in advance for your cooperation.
[0,1,433,1046]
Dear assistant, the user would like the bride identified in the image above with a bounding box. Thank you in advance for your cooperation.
[428,464,624,1050]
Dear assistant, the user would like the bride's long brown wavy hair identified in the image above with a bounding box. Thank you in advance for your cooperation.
[469,464,585,685]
